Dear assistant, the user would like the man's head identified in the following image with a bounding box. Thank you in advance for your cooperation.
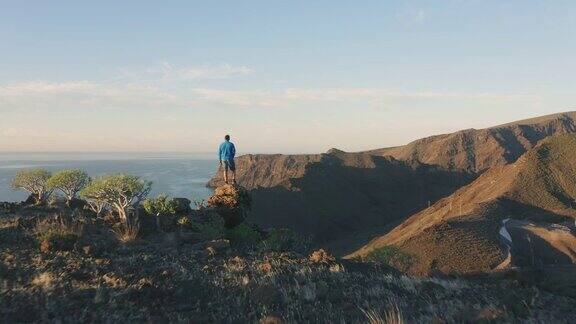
[225,135,230,141]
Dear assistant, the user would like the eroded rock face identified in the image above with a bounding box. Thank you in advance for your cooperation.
[207,184,251,228]
[207,184,252,210]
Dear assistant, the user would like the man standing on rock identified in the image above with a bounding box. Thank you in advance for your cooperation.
[219,135,236,184]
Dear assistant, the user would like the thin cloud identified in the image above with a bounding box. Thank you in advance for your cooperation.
[0,81,540,111]
[0,81,188,109]
[396,8,427,26]
[190,88,540,107]
[115,62,253,84]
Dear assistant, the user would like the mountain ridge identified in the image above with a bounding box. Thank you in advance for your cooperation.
[208,111,576,253]
[348,133,576,274]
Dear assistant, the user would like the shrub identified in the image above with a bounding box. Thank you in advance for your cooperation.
[80,173,151,222]
[177,216,191,228]
[225,223,262,245]
[114,216,140,243]
[143,194,179,232]
[11,168,52,204]
[34,215,84,252]
[47,169,90,204]
[259,229,312,253]
[189,213,225,239]
[38,231,79,252]
[143,194,178,216]
[365,246,415,269]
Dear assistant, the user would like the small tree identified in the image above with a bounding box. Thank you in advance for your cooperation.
[47,169,90,204]
[11,168,52,204]
[80,174,152,222]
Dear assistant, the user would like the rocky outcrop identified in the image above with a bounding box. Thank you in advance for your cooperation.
[206,184,251,228]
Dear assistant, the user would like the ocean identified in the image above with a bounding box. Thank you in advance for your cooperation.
[0,152,216,203]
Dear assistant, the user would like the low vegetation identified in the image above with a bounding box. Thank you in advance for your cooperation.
[143,193,178,217]
[3,168,575,322]
[1,207,574,322]
[225,223,262,245]
[364,246,416,270]
[33,214,85,252]
[114,216,141,243]
[143,193,178,232]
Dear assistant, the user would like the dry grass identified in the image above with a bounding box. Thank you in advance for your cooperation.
[31,272,55,290]
[33,213,85,237]
[361,302,404,324]
[114,216,140,243]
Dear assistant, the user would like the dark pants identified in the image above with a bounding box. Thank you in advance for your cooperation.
[223,160,236,172]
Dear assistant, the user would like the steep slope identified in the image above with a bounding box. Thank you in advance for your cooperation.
[350,134,576,275]
[370,111,576,172]
[212,151,473,250]
[208,112,576,253]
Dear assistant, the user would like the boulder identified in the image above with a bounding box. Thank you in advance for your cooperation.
[207,184,251,228]
[207,184,251,210]
[173,198,192,214]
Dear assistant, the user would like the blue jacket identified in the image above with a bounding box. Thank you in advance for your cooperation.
[219,141,236,161]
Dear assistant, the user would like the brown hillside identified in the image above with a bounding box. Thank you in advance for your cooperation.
[370,111,576,172]
[349,134,576,275]
[212,151,473,251]
[208,112,576,254]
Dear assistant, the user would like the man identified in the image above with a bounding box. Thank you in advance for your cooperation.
[219,135,236,184]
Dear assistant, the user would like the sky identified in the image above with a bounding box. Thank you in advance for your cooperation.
[0,0,575,154]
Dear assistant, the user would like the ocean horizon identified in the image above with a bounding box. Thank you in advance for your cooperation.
[0,152,217,203]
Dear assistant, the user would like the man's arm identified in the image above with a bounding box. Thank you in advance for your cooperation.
[218,144,223,164]
[231,143,236,158]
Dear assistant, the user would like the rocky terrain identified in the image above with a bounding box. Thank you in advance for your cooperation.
[208,112,576,254]
[350,134,576,276]
[3,112,576,322]
[1,187,576,323]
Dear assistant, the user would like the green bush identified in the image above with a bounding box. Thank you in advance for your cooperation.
[34,215,84,252]
[259,229,312,253]
[47,169,90,204]
[365,246,415,269]
[11,168,52,204]
[189,214,225,239]
[225,223,262,245]
[37,231,79,252]
[143,194,178,216]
